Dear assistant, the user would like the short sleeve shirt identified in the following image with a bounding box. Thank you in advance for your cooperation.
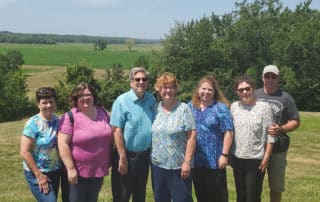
[22,114,61,172]
[230,101,275,159]
[110,89,156,152]
[59,107,113,178]
[189,102,234,169]
[151,101,195,169]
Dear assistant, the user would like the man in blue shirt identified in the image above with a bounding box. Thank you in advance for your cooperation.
[111,67,156,202]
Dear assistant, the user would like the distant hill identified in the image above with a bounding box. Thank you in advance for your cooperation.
[0,31,161,45]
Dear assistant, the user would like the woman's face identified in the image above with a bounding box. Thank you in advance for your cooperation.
[159,83,176,102]
[38,97,56,119]
[77,88,94,111]
[198,81,214,103]
[236,81,253,104]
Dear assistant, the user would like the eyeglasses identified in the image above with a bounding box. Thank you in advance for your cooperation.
[133,77,148,82]
[237,87,252,93]
[79,93,93,99]
[264,75,278,80]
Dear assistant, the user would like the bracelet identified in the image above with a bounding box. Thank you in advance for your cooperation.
[221,153,228,157]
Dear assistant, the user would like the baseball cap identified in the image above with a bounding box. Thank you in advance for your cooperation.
[262,65,279,76]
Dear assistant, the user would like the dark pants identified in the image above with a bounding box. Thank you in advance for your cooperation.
[69,176,104,202]
[231,156,265,202]
[111,149,150,202]
[151,164,193,202]
[192,167,228,202]
[59,168,70,202]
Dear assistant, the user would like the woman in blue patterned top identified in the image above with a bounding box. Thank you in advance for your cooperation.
[20,87,62,202]
[151,72,196,202]
[188,76,234,202]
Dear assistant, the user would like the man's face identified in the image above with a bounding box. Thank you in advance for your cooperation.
[130,71,148,97]
[263,72,279,90]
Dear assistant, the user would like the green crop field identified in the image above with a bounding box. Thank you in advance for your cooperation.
[0,43,162,69]
[0,112,319,202]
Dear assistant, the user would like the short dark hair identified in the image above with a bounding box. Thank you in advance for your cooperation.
[35,87,57,103]
[234,75,255,91]
[69,82,99,107]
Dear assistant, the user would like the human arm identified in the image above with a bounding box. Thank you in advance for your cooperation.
[113,126,128,176]
[218,130,234,169]
[20,135,50,193]
[267,119,300,137]
[259,142,273,172]
[181,129,196,179]
[58,132,78,184]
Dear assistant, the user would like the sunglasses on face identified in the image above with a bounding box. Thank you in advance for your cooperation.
[133,77,148,82]
[237,86,252,93]
[264,75,278,79]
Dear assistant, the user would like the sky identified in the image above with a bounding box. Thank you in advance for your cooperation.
[1,0,320,39]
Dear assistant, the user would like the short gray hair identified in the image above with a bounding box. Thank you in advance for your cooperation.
[129,67,149,80]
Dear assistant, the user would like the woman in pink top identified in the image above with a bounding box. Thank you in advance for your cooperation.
[58,82,113,202]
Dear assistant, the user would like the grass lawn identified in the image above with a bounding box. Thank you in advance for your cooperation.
[0,112,319,201]
[0,43,162,69]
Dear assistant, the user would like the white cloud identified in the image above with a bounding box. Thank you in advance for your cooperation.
[72,0,118,6]
[0,0,17,7]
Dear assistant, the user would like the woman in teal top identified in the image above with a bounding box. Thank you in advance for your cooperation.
[20,87,62,202]
[151,72,196,202]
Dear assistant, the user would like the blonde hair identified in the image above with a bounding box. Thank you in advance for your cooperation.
[154,72,179,93]
[191,76,230,108]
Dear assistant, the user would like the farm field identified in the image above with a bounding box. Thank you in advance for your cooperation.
[0,112,319,201]
[0,43,162,68]
[1,42,319,201]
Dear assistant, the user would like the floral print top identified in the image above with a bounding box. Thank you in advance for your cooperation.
[151,101,195,169]
[22,114,61,172]
[230,101,275,159]
[189,102,234,169]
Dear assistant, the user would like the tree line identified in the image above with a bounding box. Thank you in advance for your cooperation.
[0,31,160,45]
[0,0,319,122]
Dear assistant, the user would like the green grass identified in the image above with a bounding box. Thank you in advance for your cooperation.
[0,112,319,201]
[0,43,162,69]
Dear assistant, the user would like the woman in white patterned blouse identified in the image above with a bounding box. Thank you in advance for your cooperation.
[230,75,275,202]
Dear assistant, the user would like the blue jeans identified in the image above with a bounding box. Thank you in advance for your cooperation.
[24,169,60,202]
[151,164,193,202]
[69,176,104,202]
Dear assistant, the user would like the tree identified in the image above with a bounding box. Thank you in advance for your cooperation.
[55,60,101,111]
[94,39,108,51]
[6,50,24,71]
[0,53,32,122]
[125,39,135,51]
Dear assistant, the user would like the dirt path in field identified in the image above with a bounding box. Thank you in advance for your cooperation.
[23,65,106,98]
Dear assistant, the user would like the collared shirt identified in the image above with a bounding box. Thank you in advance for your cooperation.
[189,102,234,169]
[110,89,156,152]
[151,101,195,169]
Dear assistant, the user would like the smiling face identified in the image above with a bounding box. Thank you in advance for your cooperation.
[77,88,94,111]
[130,71,148,99]
[198,81,214,104]
[38,97,56,119]
[263,72,279,93]
[236,81,254,105]
[159,83,177,102]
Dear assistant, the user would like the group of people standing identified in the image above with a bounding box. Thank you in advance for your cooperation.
[20,65,300,202]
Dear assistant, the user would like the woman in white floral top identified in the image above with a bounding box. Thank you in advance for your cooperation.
[151,72,196,202]
[230,75,275,202]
